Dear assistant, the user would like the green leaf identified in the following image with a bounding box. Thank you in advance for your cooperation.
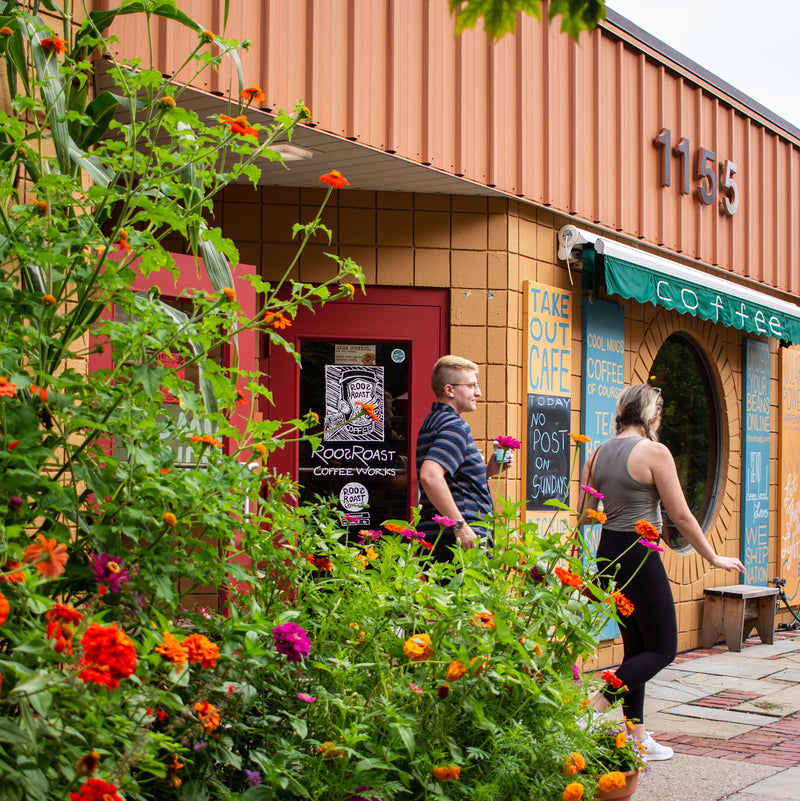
[396,725,415,756]
[0,720,33,746]
[80,90,120,148]
[289,716,307,739]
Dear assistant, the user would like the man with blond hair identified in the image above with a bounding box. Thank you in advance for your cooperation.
[416,355,508,562]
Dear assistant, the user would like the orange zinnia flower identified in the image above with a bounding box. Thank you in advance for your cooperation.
[219,114,257,138]
[586,508,607,525]
[40,34,67,54]
[155,631,188,666]
[183,632,220,668]
[194,700,220,732]
[320,741,344,758]
[235,388,247,405]
[30,385,48,403]
[432,766,460,781]
[0,377,17,397]
[446,660,467,681]
[569,433,591,443]
[634,519,660,541]
[0,561,24,583]
[190,433,224,448]
[403,633,433,662]
[382,522,407,534]
[264,311,291,330]
[354,401,379,422]
[472,611,495,629]
[0,591,9,626]
[609,590,634,617]
[240,85,266,103]
[24,534,69,579]
[554,566,583,589]
[320,170,350,189]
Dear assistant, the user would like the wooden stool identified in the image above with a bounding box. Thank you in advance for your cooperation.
[700,585,778,652]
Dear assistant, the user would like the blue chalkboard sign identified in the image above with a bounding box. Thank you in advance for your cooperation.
[741,339,770,586]
[581,298,625,641]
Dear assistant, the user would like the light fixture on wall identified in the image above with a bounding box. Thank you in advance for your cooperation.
[269,141,315,161]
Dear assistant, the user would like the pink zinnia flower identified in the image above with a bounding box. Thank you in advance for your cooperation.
[401,528,425,543]
[639,538,664,552]
[357,529,383,543]
[409,683,423,694]
[297,692,316,703]
[580,484,604,499]
[89,553,130,593]
[272,622,311,662]
[494,435,521,450]
[432,514,457,528]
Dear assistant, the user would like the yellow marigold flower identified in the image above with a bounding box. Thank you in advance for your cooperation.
[403,633,433,662]
[432,766,460,781]
[155,631,188,666]
[162,512,177,528]
[160,96,176,109]
[597,772,627,793]
[200,30,215,43]
[446,659,467,681]
[562,782,584,801]
[222,287,236,302]
[564,752,586,776]
[616,732,627,748]
[42,294,57,306]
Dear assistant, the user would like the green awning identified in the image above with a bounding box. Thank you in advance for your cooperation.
[580,235,800,345]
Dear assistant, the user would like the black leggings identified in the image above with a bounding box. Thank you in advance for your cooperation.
[596,529,678,723]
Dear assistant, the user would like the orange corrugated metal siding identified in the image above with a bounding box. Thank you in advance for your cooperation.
[94,0,800,294]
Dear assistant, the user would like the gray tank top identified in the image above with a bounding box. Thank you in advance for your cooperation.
[592,436,662,533]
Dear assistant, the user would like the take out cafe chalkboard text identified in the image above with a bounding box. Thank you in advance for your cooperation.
[523,281,572,523]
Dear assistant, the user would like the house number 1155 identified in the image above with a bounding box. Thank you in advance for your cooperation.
[654,128,739,216]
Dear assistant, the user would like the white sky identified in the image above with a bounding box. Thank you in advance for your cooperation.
[607,1,800,130]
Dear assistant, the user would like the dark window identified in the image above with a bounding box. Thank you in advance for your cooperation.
[649,334,721,552]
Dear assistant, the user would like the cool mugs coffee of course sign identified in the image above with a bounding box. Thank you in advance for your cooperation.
[524,281,572,515]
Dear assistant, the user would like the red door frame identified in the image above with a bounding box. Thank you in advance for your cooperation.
[264,287,449,517]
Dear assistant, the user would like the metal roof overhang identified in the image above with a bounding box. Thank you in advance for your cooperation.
[93,59,507,197]
[558,224,800,345]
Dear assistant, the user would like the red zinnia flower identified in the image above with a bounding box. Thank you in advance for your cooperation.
[69,778,122,801]
[319,170,350,189]
[77,622,138,690]
[0,376,17,397]
[601,670,624,690]
[0,561,24,583]
[46,603,83,654]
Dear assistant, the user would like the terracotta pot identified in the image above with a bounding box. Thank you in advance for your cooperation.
[596,769,639,801]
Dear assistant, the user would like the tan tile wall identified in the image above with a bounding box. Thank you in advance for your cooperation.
[213,185,782,663]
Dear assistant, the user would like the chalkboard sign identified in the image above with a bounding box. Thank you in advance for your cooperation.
[526,393,571,511]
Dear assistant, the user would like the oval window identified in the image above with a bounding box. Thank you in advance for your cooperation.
[648,334,721,552]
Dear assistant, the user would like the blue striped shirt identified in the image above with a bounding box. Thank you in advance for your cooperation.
[416,403,493,542]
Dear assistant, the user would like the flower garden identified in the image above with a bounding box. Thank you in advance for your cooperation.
[0,2,643,799]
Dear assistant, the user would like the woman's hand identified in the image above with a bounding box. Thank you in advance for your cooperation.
[711,554,745,573]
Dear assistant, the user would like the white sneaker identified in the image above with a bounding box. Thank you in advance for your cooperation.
[639,733,673,761]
